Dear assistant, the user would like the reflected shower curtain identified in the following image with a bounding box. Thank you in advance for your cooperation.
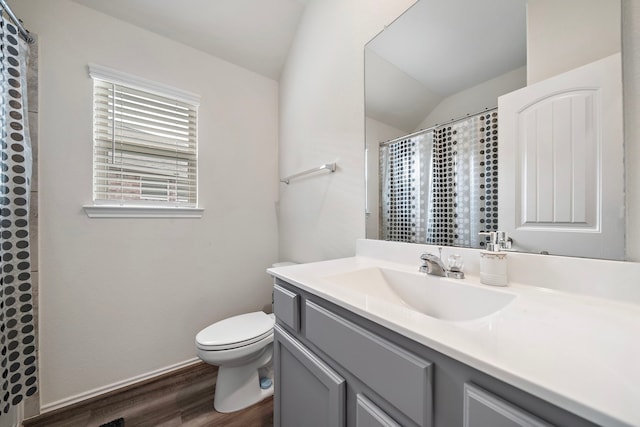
[427,110,499,247]
[380,109,499,247]
[380,131,432,243]
[0,11,37,414]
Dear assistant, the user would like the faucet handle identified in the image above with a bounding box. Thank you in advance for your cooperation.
[445,254,465,279]
[447,254,464,272]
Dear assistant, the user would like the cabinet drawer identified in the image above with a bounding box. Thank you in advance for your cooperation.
[463,383,554,427]
[273,284,300,332]
[356,394,401,427]
[305,301,433,427]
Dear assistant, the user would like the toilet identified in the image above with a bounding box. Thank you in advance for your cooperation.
[195,262,295,413]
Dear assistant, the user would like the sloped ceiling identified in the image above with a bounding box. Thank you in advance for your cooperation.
[73,0,526,132]
[366,0,527,132]
[72,0,308,80]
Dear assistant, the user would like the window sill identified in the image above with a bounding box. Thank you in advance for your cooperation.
[83,205,204,218]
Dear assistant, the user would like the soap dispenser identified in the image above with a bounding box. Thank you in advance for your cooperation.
[479,231,509,286]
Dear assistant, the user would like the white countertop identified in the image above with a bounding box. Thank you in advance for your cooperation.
[268,255,640,427]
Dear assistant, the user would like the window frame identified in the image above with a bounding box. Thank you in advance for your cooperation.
[84,64,203,218]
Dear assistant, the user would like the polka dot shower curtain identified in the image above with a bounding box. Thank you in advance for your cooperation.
[427,110,500,248]
[380,109,499,248]
[380,131,432,243]
[0,9,37,415]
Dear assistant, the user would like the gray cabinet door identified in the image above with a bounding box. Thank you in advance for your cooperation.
[274,324,346,427]
[356,394,401,427]
[463,383,554,427]
[306,300,433,427]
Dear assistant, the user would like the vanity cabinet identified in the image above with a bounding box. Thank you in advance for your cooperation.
[463,383,552,427]
[356,394,402,427]
[273,278,599,427]
[273,284,300,331]
[274,324,345,427]
[304,300,433,426]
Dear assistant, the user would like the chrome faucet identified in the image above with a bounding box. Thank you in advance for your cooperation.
[419,252,447,276]
[419,249,465,279]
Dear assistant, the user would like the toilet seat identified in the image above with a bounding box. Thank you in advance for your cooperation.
[196,311,275,351]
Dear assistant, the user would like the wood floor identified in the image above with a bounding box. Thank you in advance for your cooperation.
[22,362,273,427]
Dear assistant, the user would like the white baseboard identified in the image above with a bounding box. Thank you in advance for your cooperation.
[40,357,200,413]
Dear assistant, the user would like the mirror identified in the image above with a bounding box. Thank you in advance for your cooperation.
[365,0,623,259]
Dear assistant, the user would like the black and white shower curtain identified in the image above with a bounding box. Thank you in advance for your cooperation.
[380,131,432,243]
[0,10,37,414]
[380,110,499,248]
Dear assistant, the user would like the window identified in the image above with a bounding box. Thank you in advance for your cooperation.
[87,64,201,217]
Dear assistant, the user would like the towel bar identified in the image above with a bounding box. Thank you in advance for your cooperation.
[280,162,337,184]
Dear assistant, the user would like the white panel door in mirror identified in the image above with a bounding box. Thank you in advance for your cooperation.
[498,53,624,260]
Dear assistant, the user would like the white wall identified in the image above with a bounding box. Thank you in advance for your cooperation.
[527,0,621,84]
[278,0,415,263]
[13,0,280,409]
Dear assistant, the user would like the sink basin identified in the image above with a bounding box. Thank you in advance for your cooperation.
[323,267,515,321]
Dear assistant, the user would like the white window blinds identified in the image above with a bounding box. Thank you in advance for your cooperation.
[91,68,198,207]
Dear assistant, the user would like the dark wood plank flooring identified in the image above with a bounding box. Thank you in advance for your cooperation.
[23,362,273,427]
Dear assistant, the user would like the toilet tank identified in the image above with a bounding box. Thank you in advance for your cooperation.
[272,262,296,268]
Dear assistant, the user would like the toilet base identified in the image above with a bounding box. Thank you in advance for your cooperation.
[213,345,274,413]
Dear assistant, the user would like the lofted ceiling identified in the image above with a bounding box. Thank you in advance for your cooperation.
[72,0,526,132]
[369,0,526,96]
[72,0,308,80]
[366,0,527,132]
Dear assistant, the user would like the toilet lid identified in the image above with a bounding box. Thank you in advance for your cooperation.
[196,311,275,351]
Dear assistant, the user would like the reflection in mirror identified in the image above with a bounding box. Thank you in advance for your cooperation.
[378,111,501,249]
[364,0,623,260]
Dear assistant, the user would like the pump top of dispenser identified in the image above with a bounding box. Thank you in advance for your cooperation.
[480,231,512,252]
